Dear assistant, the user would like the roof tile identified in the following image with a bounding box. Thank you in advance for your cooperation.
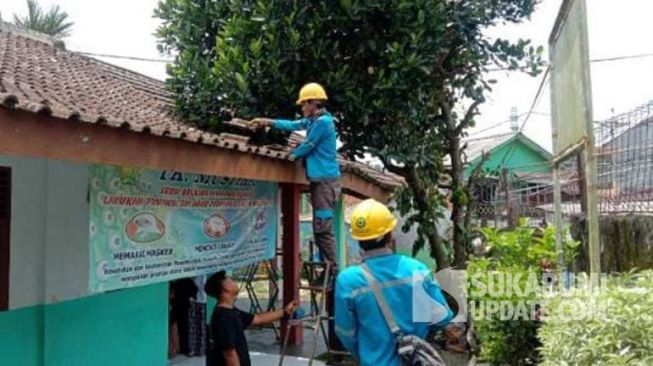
[0,26,402,190]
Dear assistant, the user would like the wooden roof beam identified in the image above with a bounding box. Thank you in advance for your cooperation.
[0,108,392,201]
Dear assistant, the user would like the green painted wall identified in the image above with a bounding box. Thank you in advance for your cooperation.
[464,138,551,179]
[0,283,167,366]
[0,305,44,365]
[45,282,168,366]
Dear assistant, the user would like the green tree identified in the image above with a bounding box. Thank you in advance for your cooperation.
[155,0,543,269]
[13,0,74,38]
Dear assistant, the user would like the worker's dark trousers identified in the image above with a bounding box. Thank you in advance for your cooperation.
[311,179,345,354]
[310,179,341,266]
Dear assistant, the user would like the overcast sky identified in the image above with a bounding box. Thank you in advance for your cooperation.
[3,0,653,153]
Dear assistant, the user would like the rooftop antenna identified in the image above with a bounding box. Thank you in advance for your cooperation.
[510,107,519,132]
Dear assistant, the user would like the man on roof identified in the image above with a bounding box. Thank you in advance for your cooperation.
[250,83,341,273]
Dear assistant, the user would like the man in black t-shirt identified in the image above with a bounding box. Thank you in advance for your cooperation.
[205,270,298,366]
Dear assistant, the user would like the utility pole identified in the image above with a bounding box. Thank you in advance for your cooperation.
[549,0,600,284]
[510,107,519,133]
[578,0,601,283]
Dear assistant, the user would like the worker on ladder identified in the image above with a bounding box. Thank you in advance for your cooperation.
[250,83,341,274]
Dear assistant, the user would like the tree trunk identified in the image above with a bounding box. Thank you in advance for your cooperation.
[464,182,476,241]
[448,134,467,268]
[405,166,449,270]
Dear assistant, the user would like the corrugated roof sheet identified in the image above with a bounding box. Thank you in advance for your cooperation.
[461,133,515,163]
[443,132,515,166]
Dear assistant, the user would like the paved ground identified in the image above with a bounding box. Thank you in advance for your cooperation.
[170,352,325,366]
[246,322,328,358]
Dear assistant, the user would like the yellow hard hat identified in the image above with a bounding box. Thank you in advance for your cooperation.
[296,83,328,105]
[350,199,398,241]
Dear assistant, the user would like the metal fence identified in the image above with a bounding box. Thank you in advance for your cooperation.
[470,100,653,226]
[594,101,653,214]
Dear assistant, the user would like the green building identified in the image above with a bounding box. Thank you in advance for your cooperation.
[462,132,552,178]
[461,131,553,226]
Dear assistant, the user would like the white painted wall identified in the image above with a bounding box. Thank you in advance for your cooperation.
[43,161,90,304]
[0,155,47,308]
[0,154,90,309]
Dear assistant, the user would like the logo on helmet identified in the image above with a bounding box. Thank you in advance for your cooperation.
[355,217,367,229]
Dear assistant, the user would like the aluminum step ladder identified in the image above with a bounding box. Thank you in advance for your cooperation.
[278,261,347,365]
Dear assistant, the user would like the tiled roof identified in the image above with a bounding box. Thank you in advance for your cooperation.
[0,26,402,190]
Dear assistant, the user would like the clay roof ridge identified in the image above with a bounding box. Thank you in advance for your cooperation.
[81,55,170,91]
[0,21,65,50]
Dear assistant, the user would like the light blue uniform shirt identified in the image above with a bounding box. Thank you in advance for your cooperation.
[335,250,453,366]
[273,111,341,181]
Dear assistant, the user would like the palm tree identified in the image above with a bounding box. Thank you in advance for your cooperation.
[13,0,74,38]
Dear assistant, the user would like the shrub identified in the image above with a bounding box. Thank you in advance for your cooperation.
[467,220,578,365]
[538,270,653,365]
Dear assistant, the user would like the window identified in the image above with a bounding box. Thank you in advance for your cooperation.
[0,167,10,311]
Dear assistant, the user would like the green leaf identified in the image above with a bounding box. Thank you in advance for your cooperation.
[249,38,262,57]
[235,72,247,91]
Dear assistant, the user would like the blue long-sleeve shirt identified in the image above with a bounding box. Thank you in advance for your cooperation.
[273,111,341,181]
[335,250,453,366]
